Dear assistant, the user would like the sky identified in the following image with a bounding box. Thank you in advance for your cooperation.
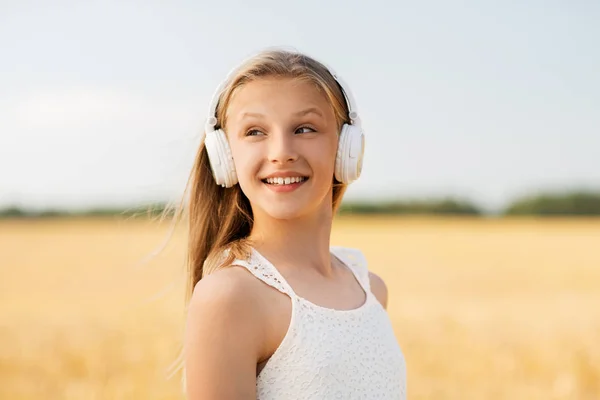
[1,0,599,212]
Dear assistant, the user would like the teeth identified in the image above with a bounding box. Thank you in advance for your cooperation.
[265,176,306,185]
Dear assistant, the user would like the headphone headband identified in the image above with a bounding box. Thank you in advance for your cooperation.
[322,65,360,125]
[205,66,236,133]
[204,52,360,134]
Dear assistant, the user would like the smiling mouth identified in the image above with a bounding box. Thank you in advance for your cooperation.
[261,176,309,185]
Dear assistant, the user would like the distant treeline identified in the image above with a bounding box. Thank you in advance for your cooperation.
[1,190,600,219]
[0,205,168,219]
[338,198,482,216]
[340,191,600,216]
[503,191,600,216]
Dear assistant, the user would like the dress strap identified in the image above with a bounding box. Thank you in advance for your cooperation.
[330,247,371,293]
[232,248,297,298]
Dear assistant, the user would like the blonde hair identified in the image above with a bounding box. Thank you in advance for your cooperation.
[172,49,352,305]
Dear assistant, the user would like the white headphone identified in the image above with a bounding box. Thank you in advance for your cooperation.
[203,54,365,188]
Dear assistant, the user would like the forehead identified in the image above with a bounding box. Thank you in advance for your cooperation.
[225,77,333,121]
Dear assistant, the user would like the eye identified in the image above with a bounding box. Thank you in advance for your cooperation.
[245,128,265,137]
[295,126,316,134]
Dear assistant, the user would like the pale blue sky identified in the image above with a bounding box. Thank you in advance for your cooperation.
[1,0,598,212]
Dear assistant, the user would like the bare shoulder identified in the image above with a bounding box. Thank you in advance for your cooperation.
[368,271,389,309]
[188,265,264,315]
[184,266,266,399]
[186,265,268,343]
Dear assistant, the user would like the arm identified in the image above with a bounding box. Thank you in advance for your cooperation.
[184,267,264,400]
[368,271,389,310]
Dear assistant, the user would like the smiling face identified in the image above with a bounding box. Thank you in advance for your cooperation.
[224,77,340,221]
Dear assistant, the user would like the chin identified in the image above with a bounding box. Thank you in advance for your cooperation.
[259,203,310,221]
[258,194,334,222]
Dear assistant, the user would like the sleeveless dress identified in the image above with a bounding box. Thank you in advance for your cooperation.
[230,246,407,400]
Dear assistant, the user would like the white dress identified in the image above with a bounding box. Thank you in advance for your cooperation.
[230,246,407,399]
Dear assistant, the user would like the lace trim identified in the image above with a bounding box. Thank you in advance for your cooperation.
[232,249,296,298]
[330,246,371,292]
[233,246,373,314]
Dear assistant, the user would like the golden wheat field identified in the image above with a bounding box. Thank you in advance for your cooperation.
[1,216,599,399]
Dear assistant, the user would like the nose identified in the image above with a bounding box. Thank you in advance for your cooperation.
[268,131,298,165]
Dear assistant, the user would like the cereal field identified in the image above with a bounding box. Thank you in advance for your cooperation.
[1,216,599,399]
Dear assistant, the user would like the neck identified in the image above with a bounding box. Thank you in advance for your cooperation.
[248,201,335,276]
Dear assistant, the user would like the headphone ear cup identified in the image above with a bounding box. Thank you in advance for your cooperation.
[335,124,365,184]
[204,129,238,187]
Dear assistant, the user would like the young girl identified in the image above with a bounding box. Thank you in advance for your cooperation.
[181,48,406,399]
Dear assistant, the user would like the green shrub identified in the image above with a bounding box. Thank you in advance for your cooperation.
[339,197,482,216]
[503,191,600,216]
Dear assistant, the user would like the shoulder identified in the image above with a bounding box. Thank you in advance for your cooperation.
[185,266,267,356]
[184,266,267,397]
[187,265,266,329]
[368,271,389,309]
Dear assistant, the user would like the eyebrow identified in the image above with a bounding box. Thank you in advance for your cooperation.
[294,107,323,118]
[240,107,324,120]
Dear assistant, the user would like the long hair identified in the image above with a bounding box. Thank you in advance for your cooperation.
[173,49,353,306]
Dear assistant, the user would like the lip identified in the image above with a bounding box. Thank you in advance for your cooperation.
[261,171,309,180]
[263,178,307,193]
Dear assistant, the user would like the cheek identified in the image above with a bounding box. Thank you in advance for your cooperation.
[308,137,339,177]
[324,135,340,168]
[229,141,260,185]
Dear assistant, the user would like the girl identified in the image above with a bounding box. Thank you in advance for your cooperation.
[181,48,406,399]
